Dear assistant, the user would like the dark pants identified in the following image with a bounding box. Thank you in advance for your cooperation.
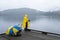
[24,22,31,31]
[24,22,28,31]
[24,28,28,31]
[17,30,22,36]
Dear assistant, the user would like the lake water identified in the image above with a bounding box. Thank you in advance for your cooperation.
[0,15,60,34]
[30,16,60,34]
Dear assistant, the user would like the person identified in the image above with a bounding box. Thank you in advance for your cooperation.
[13,24,22,36]
[17,24,22,36]
[24,20,31,31]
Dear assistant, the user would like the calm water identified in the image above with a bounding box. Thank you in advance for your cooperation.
[0,15,60,34]
[0,19,21,34]
[30,17,60,34]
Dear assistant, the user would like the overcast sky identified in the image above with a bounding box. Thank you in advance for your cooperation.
[0,0,60,11]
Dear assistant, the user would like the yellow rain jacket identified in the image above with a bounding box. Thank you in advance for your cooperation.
[22,14,30,28]
[5,26,13,35]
